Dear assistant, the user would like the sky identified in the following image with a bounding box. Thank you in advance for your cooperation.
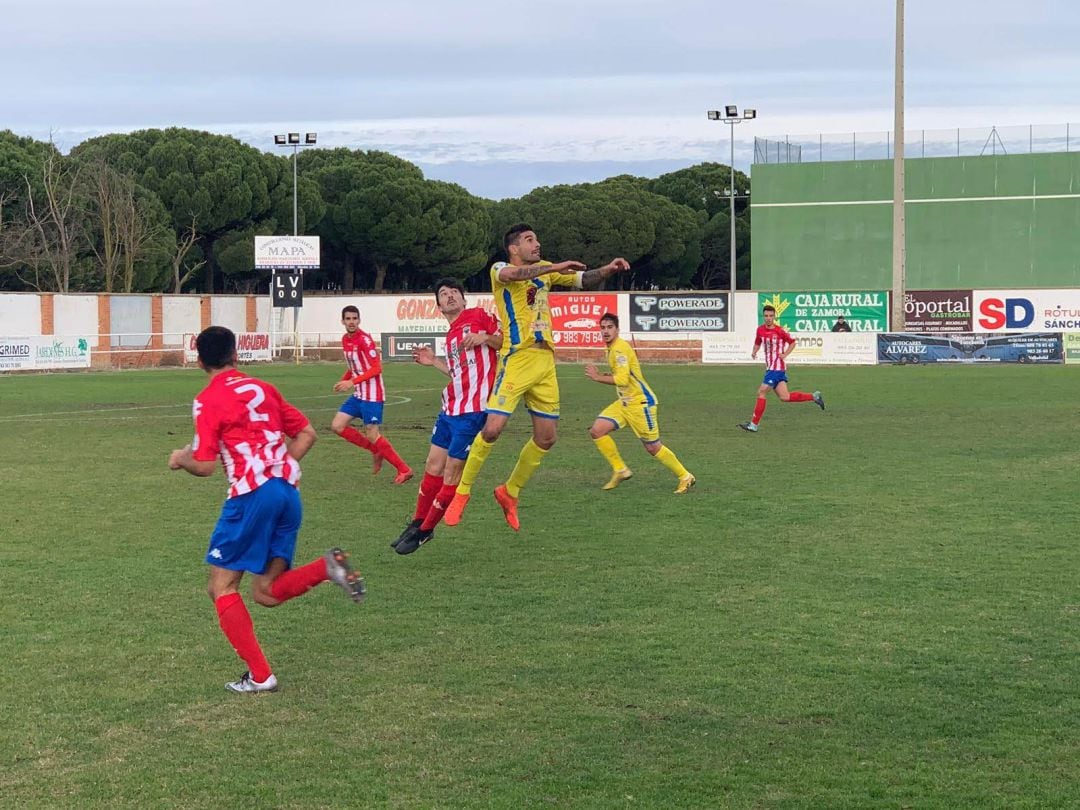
[3,0,1080,198]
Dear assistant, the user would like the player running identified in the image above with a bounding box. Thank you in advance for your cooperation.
[443,223,629,531]
[331,304,413,484]
[738,304,825,432]
[393,278,502,555]
[168,326,365,694]
[585,313,695,493]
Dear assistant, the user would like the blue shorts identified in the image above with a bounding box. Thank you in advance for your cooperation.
[762,370,789,389]
[431,411,487,460]
[339,396,384,425]
[206,478,302,575]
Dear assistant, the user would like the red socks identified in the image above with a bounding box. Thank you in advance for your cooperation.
[374,436,408,474]
[787,391,814,402]
[215,593,271,683]
[422,483,459,531]
[414,473,443,520]
[339,426,374,451]
[752,397,767,425]
[269,557,328,603]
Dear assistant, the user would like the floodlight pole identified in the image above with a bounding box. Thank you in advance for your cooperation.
[730,120,737,301]
[892,0,906,331]
[707,107,756,333]
[274,132,317,362]
[292,143,298,236]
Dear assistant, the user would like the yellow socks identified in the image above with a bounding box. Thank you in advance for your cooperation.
[505,439,549,498]
[455,435,495,495]
[654,445,689,479]
[593,434,627,473]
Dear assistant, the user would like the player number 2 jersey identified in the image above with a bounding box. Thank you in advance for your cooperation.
[191,371,309,499]
[607,337,657,407]
[490,260,582,356]
[755,325,796,371]
[443,307,499,415]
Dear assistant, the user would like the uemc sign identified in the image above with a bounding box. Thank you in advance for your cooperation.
[254,236,320,269]
[380,333,443,361]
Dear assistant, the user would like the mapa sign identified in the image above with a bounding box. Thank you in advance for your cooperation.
[254,236,320,269]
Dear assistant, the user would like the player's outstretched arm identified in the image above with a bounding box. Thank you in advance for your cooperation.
[498,260,585,282]
[584,364,615,385]
[413,345,450,377]
[580,258,630,289]
[168,445,216,477]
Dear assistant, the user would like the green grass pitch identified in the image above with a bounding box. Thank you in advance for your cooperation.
[3,362,1079,807]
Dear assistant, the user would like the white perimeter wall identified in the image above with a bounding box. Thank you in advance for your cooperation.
[53,295,98,339]
[0,293,42,337]
[210,297,247,334]
[162,296,201,345]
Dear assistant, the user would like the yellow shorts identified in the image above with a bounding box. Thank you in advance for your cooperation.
[487,348,560,418]
[598,400,660,443]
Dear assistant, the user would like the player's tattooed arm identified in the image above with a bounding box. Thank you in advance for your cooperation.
[580,258,631,289]
[497,260,586,282]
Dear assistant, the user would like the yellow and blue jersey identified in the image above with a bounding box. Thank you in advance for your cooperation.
[490,261,581,356]
[607,337,657,407]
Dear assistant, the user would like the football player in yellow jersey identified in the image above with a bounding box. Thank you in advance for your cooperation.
[585,313,695,494]
[444,223,629,530]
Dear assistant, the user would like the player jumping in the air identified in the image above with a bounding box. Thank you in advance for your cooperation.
[442,223,629,531]
[168,326,365,694]
[738,304,825,432]
[394,278,502,555]
[585,313,695,493]
[331,305,412,484]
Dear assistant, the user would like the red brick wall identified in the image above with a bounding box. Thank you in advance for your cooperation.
[40,294,55,335]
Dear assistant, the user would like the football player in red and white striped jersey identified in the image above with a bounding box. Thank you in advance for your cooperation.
[168,326,365,694]
[330,305,413,484]
[393,278,502,554]
[738,304,825,432]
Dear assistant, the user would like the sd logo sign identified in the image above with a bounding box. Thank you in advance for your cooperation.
[977,297,1034,330]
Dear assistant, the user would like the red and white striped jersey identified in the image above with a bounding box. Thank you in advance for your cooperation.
[755,324,796,371]
[191,370,308,499]
[342,328,385,402]
[443,307,499,415]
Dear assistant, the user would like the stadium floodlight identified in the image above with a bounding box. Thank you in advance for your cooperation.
[273,131,320,236]
[707,105,758,323]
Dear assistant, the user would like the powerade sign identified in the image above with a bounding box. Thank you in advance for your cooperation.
[974,290,1080,332]
[629,293,728,332]
[878,332,1063,364]
[380,333,442,361]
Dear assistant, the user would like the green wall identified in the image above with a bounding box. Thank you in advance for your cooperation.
[751,152,1080,290]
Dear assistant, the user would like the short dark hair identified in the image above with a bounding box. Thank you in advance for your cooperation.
[341,305,360,319]
[504,223,534,255]
[762,305,776,314]
[600,312,619,328]
[433,277,466,302]
[196,326,236,370]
